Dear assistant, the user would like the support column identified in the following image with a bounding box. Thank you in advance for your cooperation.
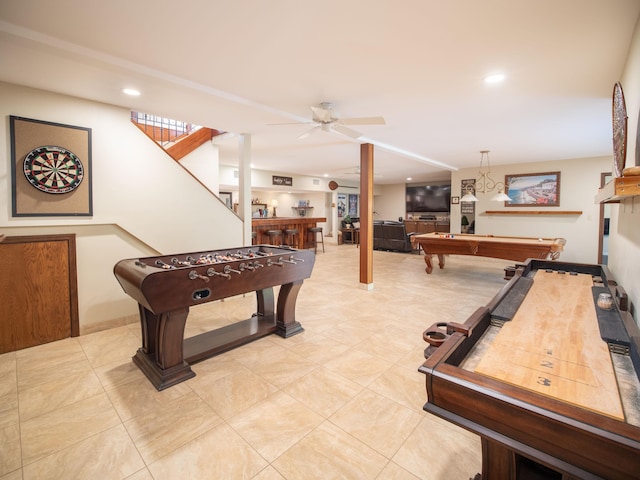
[238,134,252,246]
[360,143,374,288]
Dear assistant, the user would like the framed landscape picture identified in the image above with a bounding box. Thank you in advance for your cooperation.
[505,171,560,206]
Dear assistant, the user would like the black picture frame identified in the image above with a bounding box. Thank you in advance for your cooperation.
[10,116,93,217]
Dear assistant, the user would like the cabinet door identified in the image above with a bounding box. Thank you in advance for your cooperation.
[404,221,418,232]
[420,222,436,234]
[0,234,79,353]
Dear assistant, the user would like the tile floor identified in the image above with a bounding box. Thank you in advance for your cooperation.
[1,244,511,479]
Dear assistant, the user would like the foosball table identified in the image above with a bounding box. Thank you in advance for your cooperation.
[420,259,640,479]
[114,245,315,390]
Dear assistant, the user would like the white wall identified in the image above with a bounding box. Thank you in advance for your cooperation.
[608,16,640,324]
[374,183,406,221]
[0,82,242,332]
[450,156,610,264]
[179,140,221,195]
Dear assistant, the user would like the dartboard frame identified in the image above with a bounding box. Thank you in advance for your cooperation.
[10,116,92,217]
[23,145,85,194]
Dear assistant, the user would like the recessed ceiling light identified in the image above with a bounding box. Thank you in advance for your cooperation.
[122,88,141,96]
[484,73,505,84]
[406,177,412,181]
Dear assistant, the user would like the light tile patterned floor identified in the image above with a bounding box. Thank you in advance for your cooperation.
[0,244,512,479]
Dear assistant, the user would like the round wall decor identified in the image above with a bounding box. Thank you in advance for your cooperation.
[612,82,628,177]
[23,145,84,194]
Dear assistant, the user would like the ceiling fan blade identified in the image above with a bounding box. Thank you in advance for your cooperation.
[297,125,322,139]
[331,124,363,139]
[310,105,334,123]
[339,116,386,126]
[267,121,314,126]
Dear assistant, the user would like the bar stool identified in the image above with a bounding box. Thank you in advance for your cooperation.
[308,226,324,253]
[266,229,283,246]
[284,228,299,248]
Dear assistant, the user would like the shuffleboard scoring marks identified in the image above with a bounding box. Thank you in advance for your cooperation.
[475,269,625,420]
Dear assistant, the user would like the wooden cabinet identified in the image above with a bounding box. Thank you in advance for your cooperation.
[0,234,79,353]
[404,220,449,234]
[595,175,640,203]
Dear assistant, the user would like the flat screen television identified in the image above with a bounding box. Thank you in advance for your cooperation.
[406,184,451,213]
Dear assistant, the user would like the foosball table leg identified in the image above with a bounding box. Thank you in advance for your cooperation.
[275,281,305,338]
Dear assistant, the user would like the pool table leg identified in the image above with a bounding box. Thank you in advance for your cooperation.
[424,254,434,274]
[423,253,446,274]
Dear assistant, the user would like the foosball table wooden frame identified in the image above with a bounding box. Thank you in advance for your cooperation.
[419,259,640,479]
[114,245,315,390]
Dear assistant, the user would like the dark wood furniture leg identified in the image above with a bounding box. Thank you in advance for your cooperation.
[276,281,305,337]
[132,305,195,390]
[256,287,275,320]
[482,438,515,480]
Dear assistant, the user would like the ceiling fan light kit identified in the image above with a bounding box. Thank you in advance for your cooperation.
[282,102,385,140]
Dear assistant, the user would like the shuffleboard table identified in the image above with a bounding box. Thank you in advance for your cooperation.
[419,259,640,479]
[411,233,565,274]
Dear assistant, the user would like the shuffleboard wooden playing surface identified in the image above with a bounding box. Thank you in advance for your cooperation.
[474,269,624,420]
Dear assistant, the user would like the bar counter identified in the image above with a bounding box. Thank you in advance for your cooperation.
[252,217,326,249]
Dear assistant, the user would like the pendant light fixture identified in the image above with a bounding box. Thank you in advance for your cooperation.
[461,150,511,202]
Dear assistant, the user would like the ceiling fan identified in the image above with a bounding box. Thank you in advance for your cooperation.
[274,102,385,139]
[340,166,383,178]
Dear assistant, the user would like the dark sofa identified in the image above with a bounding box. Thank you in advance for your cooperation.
[373,221,415,252]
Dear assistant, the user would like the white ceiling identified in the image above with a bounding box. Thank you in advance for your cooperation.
[1,0,639,185]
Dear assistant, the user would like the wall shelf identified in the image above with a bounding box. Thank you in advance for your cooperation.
[292,206,313,217]
[484,210,583,215]
[594,175,640,204]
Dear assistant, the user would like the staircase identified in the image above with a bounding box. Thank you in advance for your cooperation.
[131,111,225,160]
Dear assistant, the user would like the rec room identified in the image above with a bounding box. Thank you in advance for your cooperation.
[1,2,640,479]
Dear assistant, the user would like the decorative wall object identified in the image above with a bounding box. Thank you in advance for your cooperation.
[348,194,358,216]
[272,175,292,186]
[505,172,560,206]
[10,116,92,216]
[219,191,232,209]
[337,193,346,217]
[460,179,476,215]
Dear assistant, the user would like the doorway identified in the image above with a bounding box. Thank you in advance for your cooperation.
[598,172,612,265]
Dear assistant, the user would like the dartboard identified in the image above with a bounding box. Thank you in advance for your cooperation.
[612,82,627,178]
[23,145,84,194]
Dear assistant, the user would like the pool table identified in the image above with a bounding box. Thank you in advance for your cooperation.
[411,233,565,274]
